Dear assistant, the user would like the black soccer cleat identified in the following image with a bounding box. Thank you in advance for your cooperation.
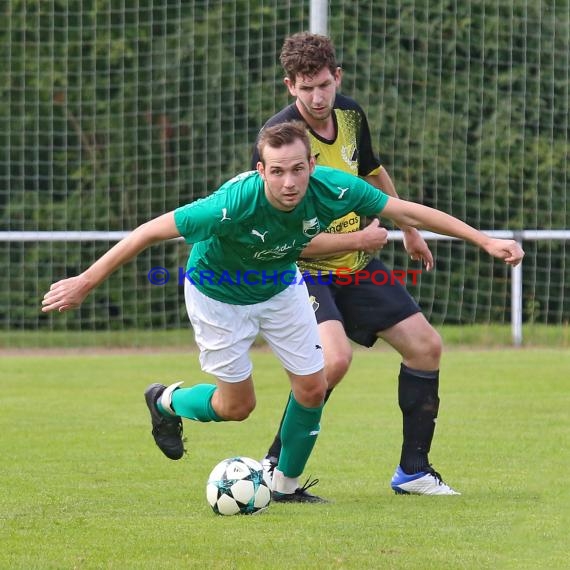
[272,478,329,504]
[144,383,185,460]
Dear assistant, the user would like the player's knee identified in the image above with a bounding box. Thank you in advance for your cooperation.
[293,375,327,407]
[325,350,352,387]
[218,398,256,421]
[301,389,326,408]
[400,325,442,370]
[423,327,443,362]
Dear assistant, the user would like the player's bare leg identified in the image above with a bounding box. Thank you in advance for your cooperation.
[319,320,353,388]
[380,313,459,495]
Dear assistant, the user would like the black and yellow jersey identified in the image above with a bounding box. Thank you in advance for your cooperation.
[252,93,383,274]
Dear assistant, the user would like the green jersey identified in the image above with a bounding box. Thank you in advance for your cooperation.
[174,165,388,304]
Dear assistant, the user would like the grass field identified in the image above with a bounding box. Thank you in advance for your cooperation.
[1,347,568,569]
[2,323,569,349]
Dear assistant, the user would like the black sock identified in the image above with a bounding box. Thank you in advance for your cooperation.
[266,388,333,460]
[398,363,440,474]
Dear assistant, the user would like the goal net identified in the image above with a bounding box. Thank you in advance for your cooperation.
[1,0,568,347]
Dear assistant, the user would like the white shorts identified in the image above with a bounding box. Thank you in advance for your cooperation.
[184,274,324,382]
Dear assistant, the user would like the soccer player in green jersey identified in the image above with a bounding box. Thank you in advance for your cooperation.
[42,121,523,502]
[253,32,500,494]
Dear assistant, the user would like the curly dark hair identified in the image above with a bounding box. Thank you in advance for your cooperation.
[279,32,338,83]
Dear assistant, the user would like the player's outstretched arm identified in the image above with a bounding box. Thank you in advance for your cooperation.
[365,168,434,270]
[380,197,525,266]
[41,212,180,313]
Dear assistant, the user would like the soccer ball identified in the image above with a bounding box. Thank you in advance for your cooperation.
[206,456,271,515]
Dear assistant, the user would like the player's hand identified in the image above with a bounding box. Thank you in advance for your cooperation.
[402,227,434,271]
[484,238,525,266]
[41,274,93,313]
[357,218,389,254]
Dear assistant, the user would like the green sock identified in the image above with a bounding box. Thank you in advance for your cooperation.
[277,394,323,478]
[169,384,222,422]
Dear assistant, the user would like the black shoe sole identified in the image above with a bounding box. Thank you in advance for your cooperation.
[272,492,329,504]
[144,383,185,460]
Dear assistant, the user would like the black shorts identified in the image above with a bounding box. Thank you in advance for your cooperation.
[304,258,421,348]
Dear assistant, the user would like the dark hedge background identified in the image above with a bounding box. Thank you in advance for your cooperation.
[1,0,568,331]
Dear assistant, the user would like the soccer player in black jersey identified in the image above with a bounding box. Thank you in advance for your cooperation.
[252,32,457,494]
